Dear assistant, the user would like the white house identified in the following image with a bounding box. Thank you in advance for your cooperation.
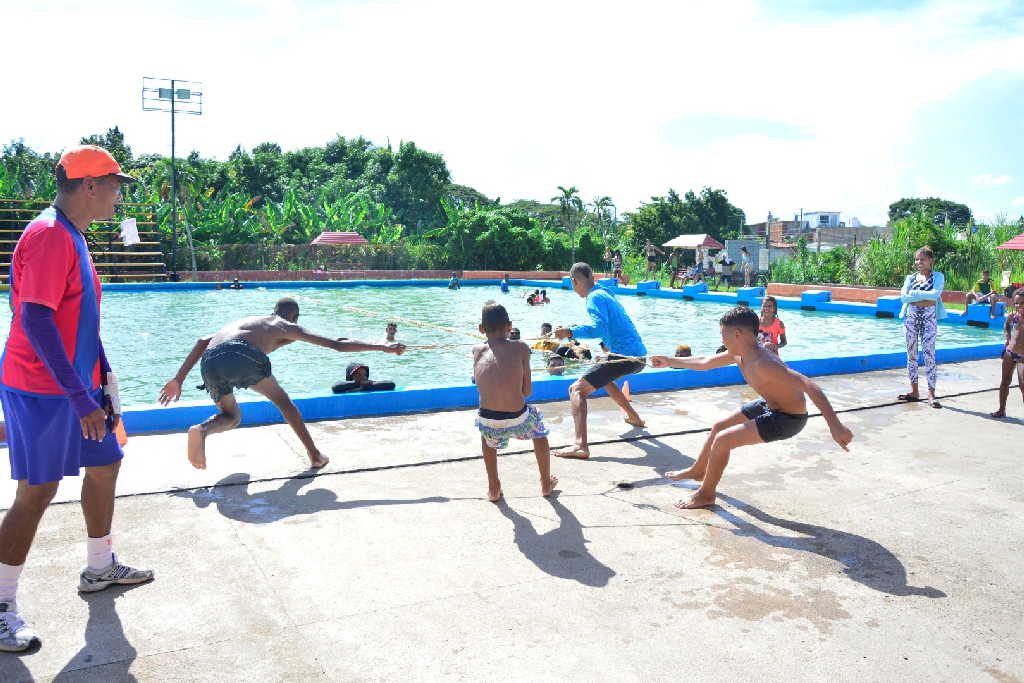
[803,211,843,229]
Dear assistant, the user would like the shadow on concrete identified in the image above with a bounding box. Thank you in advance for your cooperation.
[711,492,946,598]
[53,584,144,682]
[942,403,1024,426]
[497,495,616,587]
[171,472,449,524]
[601,438,944,598]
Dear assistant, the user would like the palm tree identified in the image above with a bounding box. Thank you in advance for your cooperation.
[551,185,583,263]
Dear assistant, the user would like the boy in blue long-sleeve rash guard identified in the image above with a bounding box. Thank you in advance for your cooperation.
[553,262,647,458]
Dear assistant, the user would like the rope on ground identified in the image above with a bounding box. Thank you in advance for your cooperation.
[31,382,1016,509]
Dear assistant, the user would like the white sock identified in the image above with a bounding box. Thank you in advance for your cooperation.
[86,534,114,571]
[0,562,23,607]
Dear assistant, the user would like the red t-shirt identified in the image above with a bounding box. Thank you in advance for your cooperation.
[1,210,102,395]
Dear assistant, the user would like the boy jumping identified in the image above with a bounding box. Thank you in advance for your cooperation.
[472,301,557,502]
[649,306,852,509]
[158,297,405,470]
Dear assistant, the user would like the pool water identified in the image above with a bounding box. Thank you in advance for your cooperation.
[0,285,1002,406]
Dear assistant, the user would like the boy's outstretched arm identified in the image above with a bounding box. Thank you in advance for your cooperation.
[159,335,213,405]
[649,352,734,371]
[801,375,853,451]
[285,324,406,355]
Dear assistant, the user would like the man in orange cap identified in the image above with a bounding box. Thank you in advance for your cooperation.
[0,145,153,652]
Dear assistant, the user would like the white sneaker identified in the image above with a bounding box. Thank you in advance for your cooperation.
[78,555,154,593]
[0,602,40,652]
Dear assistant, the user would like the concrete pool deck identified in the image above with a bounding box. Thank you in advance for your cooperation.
[0,358,1021,681]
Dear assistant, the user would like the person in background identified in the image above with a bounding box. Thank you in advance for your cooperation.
[547,355,566,376]
[675,344,692,358]
[532,323,560,352]
[499,273,510,294]
[991,288,1024,418]
[644,239,664,276]
[540,290,550,304]
[897,246,946,408]
[740,246,753,287]
[385,322,398,342]
[509,327,521,341]
[758,296,787,355]
[966,269,998,318]
[448,272,461,290]
[0,146,153,653]
[717,251,735,290]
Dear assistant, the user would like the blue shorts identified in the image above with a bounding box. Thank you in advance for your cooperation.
[1,388,123,485]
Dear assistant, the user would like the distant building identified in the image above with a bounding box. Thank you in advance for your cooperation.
[803,211,843,230]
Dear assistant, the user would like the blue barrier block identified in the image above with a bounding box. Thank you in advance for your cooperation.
[965,302,1006,328]
[736,286,765,299]
[800,290,831,306]
[597,277,619,290]
[875,296,902,318]
[562,276,572,289]
[637,280,660,292]
[682,282,708,296]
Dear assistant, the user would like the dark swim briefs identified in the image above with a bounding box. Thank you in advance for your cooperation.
[581,354,645,391]
[741,398,808,443]
[199,338,272,402]
[1005,347,1024,364]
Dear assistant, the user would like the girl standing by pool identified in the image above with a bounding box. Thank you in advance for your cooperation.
[898,246,946,408]
[758,296,787,355]
[740,246,752,287]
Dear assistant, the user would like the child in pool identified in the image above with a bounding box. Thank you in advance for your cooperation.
[532,323,560,352]
[472,301,557,502]
[649,306,852,509]
[758,296,787,355]
[991,288,1024,418]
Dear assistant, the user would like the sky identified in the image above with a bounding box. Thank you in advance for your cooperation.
[1,0,1023,226]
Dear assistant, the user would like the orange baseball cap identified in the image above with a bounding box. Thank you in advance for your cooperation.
[58,145,138,183]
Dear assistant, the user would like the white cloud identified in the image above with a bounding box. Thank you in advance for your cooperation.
[973,174,1014,186]
[1,0,1023,226]
[1012,197,1024,206]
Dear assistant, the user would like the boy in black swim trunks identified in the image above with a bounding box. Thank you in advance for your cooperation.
[649,306,852,509]
[158,297,405,471]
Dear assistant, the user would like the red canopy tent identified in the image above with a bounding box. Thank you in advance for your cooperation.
[996,232,1024,250]
[310,232,370,270]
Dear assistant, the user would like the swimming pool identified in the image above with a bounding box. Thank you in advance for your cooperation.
[0,282,1003,408]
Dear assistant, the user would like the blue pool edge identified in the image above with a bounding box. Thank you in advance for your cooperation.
[122,343,1005,434]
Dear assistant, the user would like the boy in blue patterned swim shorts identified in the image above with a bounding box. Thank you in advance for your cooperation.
[472,301,557,502]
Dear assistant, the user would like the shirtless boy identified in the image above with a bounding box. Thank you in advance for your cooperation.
[472,301,557,502]
[991,288,1024,418]
[649,306,852,509]
[158,297,405,470]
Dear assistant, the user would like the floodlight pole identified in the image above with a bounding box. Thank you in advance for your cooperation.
[170,78,179,281]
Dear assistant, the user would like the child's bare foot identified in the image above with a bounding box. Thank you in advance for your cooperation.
[308,450,330,469]
[623,416,646,428]
[187,426,207,470]
[488,483,503,503]
[553,447,590,459]
[541,475,558,497]
[665,467,703,482]
[990,410,1006,418]
[675,491,716,509]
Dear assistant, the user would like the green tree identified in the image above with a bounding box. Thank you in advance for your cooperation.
[551,185,584,262]
[80,126,133,166]
[888,197,972,227]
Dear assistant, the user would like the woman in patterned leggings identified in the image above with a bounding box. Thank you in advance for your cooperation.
[897,246,947,408]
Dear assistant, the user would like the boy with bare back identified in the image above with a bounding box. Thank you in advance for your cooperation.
[649,306,852,509]
[158,297,405,470]
[991,288,1024,418]
[472,301,557,502]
